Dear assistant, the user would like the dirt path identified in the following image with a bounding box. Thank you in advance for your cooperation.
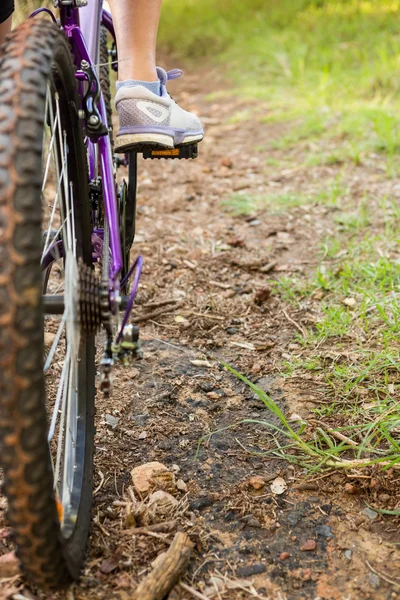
[2,66,400,600]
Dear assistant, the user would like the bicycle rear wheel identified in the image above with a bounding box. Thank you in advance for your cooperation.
[0,19,95,587]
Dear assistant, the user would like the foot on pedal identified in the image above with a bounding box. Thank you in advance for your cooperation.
[114,67,204,154]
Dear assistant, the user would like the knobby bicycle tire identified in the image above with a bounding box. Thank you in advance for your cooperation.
[0,19,95,588]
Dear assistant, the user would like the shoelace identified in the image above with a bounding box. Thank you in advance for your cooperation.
[156,67,183,87]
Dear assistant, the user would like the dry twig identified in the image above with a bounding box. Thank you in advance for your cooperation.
[282,309,307,337]
[366,561,400,589]
[132,532,193,600]
[132,303,183,323]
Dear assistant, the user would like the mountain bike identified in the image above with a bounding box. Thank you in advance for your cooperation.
[0,0,198,589]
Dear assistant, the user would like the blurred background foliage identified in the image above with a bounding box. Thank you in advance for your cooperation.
[159,1,400,104]
[159,0,400,171]
[13,1,400,167]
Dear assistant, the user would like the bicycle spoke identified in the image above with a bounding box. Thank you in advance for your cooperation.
[41,86,81,521]
[44,314,66,373]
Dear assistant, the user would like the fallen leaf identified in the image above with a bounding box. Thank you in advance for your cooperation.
[274,264,289,272]
[175,315,188,324]
[229,341,256,351]
[270,476,287,495]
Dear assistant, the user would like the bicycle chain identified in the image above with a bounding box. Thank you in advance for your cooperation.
[78,258,112,337]
[78,258,102,336]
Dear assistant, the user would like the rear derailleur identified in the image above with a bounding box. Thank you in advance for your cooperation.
[100,322,143,397]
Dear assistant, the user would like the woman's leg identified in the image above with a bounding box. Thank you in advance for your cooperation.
[0,15,12,47]
[109,0,203,152]
[107,0,162,82]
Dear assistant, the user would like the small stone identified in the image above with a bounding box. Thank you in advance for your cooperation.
[176,479,187,492]
[232,179,250,192]
[226,327,238,335]
[138,431,147,440]
[379,493,391,503]
[236,564,266,577]
[248,476,266,491]
[0,552,19,577]
[344,482,359,494]
[247,518,262,528]
[242,514,262,528]
[300,539,316,552]
[189,496,213,511]
[105,414,119,429]
[344,550,352,560]
[199,382,214,393]
[369,573,380,589]
[342,297,357,308]
[134,414,150,426]
[228,237,245,248]
[248,219,261,227]
[44,332,56,347]
[206,392,220,399]
[280,552,290,561]
[220,157,233,168]
[316,525,334,539]
[361,508,378,522]
[131,462,171,495]
[254,287,271,304]
[100,557,119,574]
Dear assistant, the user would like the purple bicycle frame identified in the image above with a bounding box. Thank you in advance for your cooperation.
[35,0,123,284]
[32,0,144,333]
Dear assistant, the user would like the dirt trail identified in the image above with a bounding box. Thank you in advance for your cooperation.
[2,66,400,600]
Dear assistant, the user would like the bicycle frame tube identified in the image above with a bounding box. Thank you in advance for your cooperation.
[57,1,123,283]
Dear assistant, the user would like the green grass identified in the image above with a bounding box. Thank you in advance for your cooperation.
[222,192,313,215]
[161,0,400,173]
[199,363,400,473]
[222,176,348,215]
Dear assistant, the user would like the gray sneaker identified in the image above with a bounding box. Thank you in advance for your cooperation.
[114,67,204,153]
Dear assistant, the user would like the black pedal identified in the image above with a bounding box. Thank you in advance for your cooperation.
[142,144,198,160]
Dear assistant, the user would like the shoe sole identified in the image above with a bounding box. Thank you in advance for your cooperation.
[115,132,203,154]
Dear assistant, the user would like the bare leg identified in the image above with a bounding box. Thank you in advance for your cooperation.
[0,15,12,47]
[107,0,162,82]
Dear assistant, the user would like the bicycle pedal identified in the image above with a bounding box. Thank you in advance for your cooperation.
[142,144,198,160]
